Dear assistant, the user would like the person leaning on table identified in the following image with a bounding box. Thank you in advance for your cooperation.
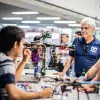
[59,17,100,78]
[78,59,100,92]
[0,26,52,100]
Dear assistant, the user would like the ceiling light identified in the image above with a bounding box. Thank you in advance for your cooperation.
[54,21,76,24]
[21,21,40,23]
[2,24,17,26]
[2,17,23,20]
[18,25,30,28]
[36,17,61,20]
[68,24,81,27]
[12,11,39,14]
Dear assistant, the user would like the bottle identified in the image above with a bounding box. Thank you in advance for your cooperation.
[81,69,86,77]
[72,44,75,50]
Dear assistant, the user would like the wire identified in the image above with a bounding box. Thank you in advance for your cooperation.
[52,82,62,99]
[76,86,80,100]
[85,90,89,100]
[78,81,100,85]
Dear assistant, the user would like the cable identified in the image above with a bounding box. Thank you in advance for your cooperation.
[76,86,79,100]
[85,90,89,100]
[61,85,67,100]
[52,82,63,99]
[78,81,100,85]
[50,77,100,100]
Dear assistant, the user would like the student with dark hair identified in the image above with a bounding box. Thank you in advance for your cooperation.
[0,26,52,100]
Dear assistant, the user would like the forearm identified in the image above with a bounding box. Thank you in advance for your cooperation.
[92,68,100,81]
[84,67,97,81]
[6,84,52,100]
[15,49,31,81]
[63,61,70,74]
[84,59,100,81]
[14,89,42,100]
[15,60,27,81]
[7,85,42,100]
[63,56,73,74]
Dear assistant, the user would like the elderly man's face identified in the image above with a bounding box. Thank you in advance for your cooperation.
[81,23,94,40]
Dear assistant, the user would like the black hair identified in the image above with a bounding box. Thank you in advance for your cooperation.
[75,31,82,36]
[0,26,25,52]
[33,36,41,41]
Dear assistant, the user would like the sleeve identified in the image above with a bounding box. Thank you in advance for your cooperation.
[2,73,15,85]
[69,38,77,57]
[0,62,16,87]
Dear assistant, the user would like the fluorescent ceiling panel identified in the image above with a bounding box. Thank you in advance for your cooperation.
[54,21,76,24]
[21,21,40,23]
[12,11,39,14]
[2,17,23,20]
[37,17,61,20]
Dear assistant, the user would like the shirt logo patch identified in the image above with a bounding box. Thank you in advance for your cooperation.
[90,47,97,53]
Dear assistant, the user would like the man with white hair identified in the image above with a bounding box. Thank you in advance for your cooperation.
[59,17,100,77]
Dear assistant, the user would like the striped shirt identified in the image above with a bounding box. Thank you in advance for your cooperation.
[0,53,16,100]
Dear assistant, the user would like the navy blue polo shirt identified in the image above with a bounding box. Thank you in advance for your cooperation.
[69,36,100,75]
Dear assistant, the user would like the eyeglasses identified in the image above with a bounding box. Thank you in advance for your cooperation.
[83,44,88,54]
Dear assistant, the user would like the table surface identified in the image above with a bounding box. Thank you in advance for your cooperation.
[18,69,100,100]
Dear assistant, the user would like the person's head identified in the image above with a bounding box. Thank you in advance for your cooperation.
[81,17,96,40]
[75,31,82,38]
[61,34,69,43]
[0,26,25,57]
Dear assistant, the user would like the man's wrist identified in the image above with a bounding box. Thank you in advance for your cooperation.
[38,91,43,98]
[62,71,66,74]
[21,59,27,63]
[83,76,87,81]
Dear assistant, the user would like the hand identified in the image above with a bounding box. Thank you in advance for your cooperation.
[40,88,53,98]
[53,72,60,75]
[23,49,31,62]
[59,72,65,78]
[78,84,95,92]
